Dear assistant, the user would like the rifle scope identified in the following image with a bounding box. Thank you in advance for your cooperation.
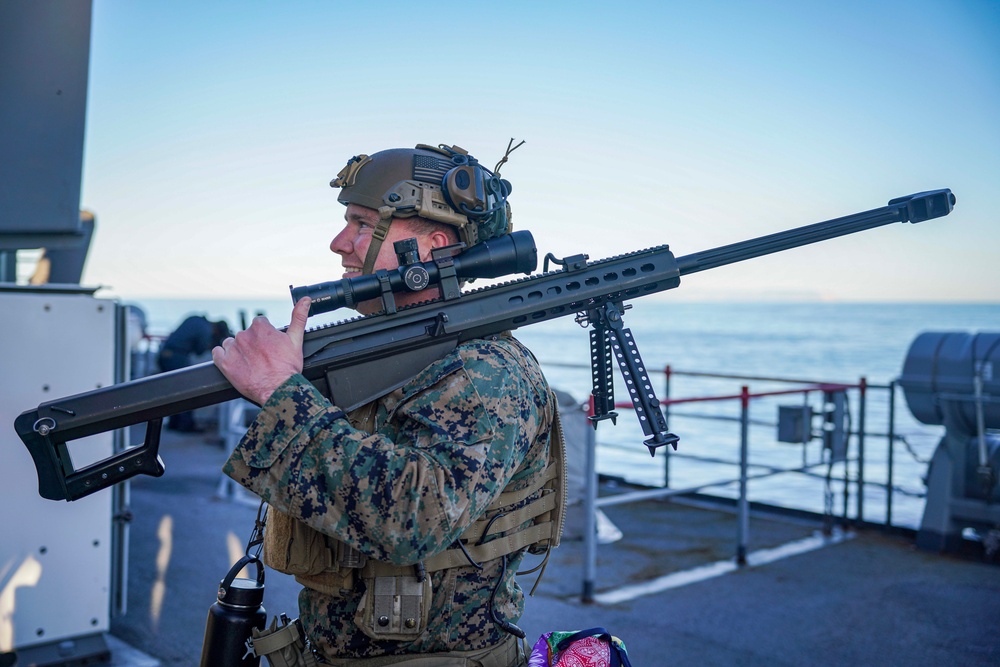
[290,229,538,316]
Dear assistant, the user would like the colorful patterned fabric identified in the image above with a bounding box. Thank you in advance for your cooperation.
[528,628,632,667]
[224,334,555,662]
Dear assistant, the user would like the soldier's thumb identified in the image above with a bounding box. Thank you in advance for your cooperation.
[287,297,311,349]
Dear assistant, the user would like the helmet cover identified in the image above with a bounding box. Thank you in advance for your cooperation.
[330,144,513,247]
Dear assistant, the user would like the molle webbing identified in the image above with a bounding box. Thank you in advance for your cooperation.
[461,491,558,545]
[263,461,560,592]
[370,461,562,576]
[366,390,565,578]
[366,518,556,577]
[318,633,524,667]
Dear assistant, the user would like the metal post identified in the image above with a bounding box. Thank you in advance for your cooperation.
[843,430,850,527]
[582,396,598,603]
[857,378,866,525]
[0,251,16,282]
[663,365,672,489]
[887,381,896,528]
[736,386,750,566]
[842,395,849,526]
[802,391,810,468]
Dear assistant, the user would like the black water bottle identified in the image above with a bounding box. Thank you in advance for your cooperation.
[200,555,267,667]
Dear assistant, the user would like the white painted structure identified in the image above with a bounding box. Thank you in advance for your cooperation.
[0,289,127,662]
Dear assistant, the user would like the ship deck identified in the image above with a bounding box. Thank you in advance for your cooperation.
[105,428,1000,666]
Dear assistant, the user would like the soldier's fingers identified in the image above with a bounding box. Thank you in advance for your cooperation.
[249,315,272,333]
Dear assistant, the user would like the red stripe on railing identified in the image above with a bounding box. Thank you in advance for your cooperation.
[611,382,858,410]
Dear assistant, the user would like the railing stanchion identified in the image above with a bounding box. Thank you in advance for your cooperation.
[737,385,750,566]
[857,377,867,525]
[663,365,672,489]
[887,380,896,528]
[582,395,598,603]
[802,390,810,468]
[843,393,850,526]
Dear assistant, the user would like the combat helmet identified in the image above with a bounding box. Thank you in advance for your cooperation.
[330,142,519,275]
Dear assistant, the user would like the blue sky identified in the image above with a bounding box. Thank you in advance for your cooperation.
[77,0,999,302]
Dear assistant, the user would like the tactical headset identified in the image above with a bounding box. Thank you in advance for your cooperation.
[330,143,518,276]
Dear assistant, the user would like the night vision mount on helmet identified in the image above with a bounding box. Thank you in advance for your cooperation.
[330,142,519,276]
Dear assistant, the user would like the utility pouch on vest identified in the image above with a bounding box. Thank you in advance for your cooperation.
[354,570,433,642]
[249,615,320,667]
[263,507,367,597]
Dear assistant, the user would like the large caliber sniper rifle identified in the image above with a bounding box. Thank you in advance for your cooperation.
[16,189,956,501]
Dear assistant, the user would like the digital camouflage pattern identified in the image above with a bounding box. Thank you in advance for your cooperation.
[224,333,555,661]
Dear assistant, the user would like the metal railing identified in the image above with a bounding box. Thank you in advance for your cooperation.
[562,363,919,602]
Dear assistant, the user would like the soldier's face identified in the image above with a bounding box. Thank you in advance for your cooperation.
[331,204,392,280]
[330,204,443,314]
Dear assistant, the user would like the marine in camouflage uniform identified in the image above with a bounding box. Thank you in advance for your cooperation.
[214,143,560,665]
[224,332,555,661]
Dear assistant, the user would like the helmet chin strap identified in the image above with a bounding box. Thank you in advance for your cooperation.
[360,208,396,276]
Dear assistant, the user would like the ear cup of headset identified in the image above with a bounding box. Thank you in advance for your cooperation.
[443,164,488,216]
[435,147,513,242]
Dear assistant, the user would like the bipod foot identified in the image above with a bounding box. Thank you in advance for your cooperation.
[645,432,680,457]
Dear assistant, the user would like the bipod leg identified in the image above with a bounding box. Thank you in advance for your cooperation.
[588,313,617,427]
[597,302,679,456]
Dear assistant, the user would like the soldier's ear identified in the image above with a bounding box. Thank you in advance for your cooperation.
[427,228,455,252]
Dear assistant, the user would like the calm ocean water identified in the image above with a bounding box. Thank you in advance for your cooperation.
[133,297,999,529]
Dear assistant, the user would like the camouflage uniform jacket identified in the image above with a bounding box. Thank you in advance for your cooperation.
[223,332,555,660]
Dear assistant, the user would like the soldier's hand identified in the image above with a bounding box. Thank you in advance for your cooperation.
[213,297,311,405]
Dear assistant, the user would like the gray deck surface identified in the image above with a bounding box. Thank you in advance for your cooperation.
[103,428,1000,666]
